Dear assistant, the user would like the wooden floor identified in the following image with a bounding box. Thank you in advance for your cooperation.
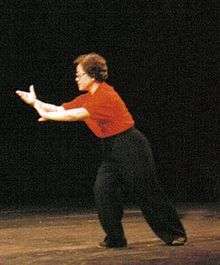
[0,203,219,265]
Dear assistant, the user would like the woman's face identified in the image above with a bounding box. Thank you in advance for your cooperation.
[75,64,94,92]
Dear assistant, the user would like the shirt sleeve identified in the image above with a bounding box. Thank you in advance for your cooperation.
[82,92,117,119]
[62,95,85,110]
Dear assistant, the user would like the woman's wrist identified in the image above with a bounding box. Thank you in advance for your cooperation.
[33,99,38,108]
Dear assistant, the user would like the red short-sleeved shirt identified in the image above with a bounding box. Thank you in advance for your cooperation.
[62,82,134,138]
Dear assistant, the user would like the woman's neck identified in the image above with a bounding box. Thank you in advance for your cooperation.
[88,81,100,95]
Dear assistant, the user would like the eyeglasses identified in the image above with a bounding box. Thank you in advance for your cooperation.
[76,72,87,79]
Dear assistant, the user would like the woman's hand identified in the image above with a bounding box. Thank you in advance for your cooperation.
[38,117,48,122]
[16,85,37,106]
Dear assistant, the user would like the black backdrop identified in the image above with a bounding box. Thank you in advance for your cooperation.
[1,1,218,208]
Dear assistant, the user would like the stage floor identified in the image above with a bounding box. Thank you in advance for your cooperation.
[0,203,219,265]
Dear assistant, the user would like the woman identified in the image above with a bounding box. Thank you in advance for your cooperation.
[16,52,187,248]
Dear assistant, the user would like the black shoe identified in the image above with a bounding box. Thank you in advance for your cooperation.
[167,236,186,246]
[99,238,127,248]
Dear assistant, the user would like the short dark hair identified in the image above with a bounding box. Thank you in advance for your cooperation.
[74,53,108,81]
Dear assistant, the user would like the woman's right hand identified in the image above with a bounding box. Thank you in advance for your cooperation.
[16,85,37,106]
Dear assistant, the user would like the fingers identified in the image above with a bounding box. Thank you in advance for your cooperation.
[15,90,34,106]
[29,84,37,98]
[16,90,28,98]
[29,84,34,91]
[29,84,35,94]
[16,90,24,96]
[16,90,29,96]
[38,117,47,122]
[15,85,36,97]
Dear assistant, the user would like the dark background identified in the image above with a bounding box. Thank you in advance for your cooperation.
[1,1,218,209]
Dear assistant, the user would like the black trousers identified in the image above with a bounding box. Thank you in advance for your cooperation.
[93,127,187,244]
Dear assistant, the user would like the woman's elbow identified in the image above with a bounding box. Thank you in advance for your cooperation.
[65,108,90,121]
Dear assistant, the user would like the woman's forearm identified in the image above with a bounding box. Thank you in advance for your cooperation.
[34,99,64,112]
[36,107,90,122]
[38,110,78,121]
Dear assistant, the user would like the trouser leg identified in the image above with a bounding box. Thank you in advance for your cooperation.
[93,162,125,242]
[118,132,187,244]
[136,175,187,244]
